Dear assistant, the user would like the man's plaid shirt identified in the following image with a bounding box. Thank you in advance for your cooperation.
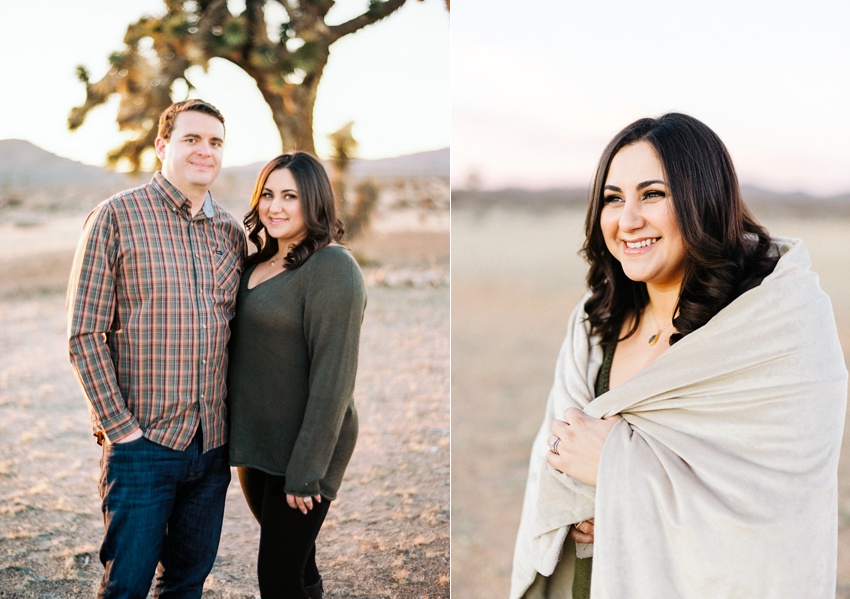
[67,172,246,452]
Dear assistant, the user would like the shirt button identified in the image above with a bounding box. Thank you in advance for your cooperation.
[202,359,207,365]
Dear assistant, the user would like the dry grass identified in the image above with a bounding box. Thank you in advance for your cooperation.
[0,210,449,598]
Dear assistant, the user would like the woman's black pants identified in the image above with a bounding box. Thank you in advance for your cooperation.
[237,467,330,598]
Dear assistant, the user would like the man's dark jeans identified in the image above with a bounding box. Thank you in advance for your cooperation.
[97,431,230,599]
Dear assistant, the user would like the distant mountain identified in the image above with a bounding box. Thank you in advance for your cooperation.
[213,148,449,213]
[452,185,850,215]
[739,184,850,207]
[348,148,449,179]
[222,147,450,179]
[0,139,447,184]
[0,139,126,186]
[0,139,449,214]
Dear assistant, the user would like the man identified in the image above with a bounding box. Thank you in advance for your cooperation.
[67,99,246,598]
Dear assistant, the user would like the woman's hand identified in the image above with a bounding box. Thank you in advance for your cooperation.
[569,518,595,544]
[546,407,621,487]
[286,493,322,514]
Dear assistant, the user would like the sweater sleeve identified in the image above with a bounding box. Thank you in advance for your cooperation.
[284,250,367,496]
[66,203,139,442]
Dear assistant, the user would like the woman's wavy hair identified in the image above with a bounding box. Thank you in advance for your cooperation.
[244,152,345,270]
[582,113,778,345]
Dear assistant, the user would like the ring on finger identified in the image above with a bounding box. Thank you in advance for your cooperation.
[549,436,561,454]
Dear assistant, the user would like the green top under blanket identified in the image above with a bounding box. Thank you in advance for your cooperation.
[227,246,367,500]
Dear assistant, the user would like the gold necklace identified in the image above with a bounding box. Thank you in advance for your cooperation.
[645,304,663,347]
[268,254,283,267]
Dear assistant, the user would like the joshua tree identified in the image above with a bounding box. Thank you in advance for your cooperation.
[327,121,379,240]
[68,0,430,171]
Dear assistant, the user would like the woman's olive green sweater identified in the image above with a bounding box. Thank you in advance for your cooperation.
[227,246,366,500]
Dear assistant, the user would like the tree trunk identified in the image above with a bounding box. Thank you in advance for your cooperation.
[253,59,327,155]
[69,0,421,170]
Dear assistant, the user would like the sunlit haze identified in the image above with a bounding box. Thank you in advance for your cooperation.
[0,1,449,169]
[453,0,850,196]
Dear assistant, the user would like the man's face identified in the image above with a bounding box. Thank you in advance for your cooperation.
[155,111,225,199]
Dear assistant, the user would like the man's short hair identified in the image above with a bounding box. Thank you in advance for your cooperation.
[157,99,225,141]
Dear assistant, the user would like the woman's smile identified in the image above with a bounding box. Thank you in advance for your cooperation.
[623,237,659,251]
[259,167,307,248]
[600,141,686,290]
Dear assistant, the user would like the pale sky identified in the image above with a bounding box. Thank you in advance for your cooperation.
[0,1,449,169]
[453,0,850,196]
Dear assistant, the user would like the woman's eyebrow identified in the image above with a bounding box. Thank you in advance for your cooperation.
[637,179,666,189]
[604,180,666,193]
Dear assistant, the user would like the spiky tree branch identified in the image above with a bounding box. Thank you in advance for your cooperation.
[68,0,436,171]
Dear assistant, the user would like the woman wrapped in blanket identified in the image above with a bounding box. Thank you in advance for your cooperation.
[511,113,847,599]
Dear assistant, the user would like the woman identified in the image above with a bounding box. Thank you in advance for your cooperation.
[511,114,847,598]
[227,152,367,598]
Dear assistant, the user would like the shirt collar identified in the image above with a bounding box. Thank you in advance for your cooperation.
[152,171,215,219]
[201,192,215,218]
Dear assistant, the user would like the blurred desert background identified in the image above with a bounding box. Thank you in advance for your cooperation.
[0,142,449,598]
[451,188,850,598]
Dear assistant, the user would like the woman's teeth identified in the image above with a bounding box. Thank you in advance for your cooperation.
[626,238,658,249]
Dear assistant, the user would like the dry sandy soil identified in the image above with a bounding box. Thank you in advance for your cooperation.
[452,203,850,598]
[0,206,449,598]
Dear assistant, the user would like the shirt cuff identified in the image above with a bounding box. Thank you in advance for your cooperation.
[98,412,140,444]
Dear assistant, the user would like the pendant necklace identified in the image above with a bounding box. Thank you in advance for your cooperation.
[646,304,663,347]
[268,254,282,267]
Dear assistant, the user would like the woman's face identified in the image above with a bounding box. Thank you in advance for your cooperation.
[259,167,307,250]
[600,141,687,291]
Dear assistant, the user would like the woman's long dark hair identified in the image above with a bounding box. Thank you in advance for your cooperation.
[582,113,778,345]
[244,152,345,270]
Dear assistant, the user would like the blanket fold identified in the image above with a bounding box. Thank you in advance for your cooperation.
[511,237,847,599]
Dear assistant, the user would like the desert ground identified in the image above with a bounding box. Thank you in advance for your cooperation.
[452,202,850,598]
[0,201,449,597]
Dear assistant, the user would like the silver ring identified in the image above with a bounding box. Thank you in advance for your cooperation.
[549,436,561,454]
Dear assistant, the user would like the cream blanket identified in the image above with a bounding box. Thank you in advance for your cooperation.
[511,237,848,599]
